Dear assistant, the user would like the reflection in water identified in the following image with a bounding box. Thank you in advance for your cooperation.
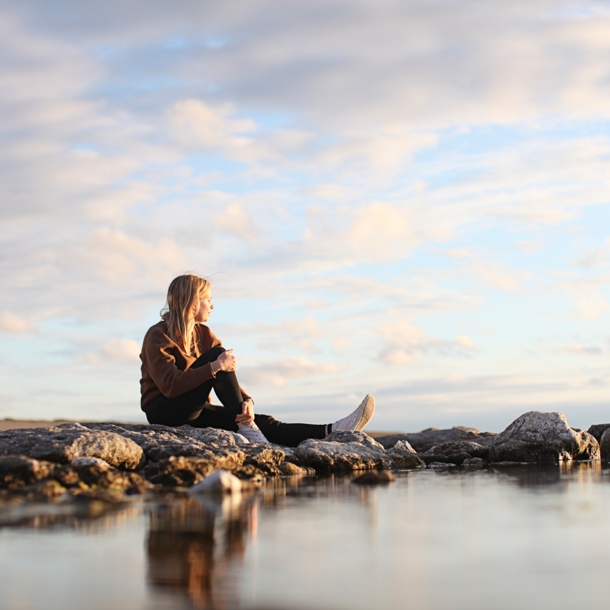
[146,493,258,609]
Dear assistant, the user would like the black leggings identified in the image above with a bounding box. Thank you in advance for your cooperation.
[144,347,328,447]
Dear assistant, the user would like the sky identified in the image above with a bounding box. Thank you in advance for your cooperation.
[0,0,609,432]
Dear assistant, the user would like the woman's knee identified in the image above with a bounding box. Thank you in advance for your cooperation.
[204,346,225,359]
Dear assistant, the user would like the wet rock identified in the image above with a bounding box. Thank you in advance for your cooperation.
[388,441,425,469]
[428,462,456,469]
[463,457,484,467]
[0,424,145,469]
[419,454,450,465]
[489,411,600,464]
[375,426,496,452]
[600,429,610,463]
[351,470,396,485]
[27,479,67,499]
[242,446,286,476]
[0,456,52,489]
[295,432,391,472]
[279,462,313,476]
[145,452,246,488]
[188,470,242,495]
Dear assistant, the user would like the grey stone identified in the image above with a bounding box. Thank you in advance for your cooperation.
[426,441,489,459]
[188,470,243,495]
[81,423,245,463]
[587,424,610,444]
[463,457,484,467]
[375,426,496,452]
[489,411,600,464]
[0,424,145,469]
[388,440,425,469]
[295,433,391,472]
[325,430,386,450]
[428,462,456,469]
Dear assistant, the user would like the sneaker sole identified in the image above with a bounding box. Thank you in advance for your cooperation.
[354,394,375,431]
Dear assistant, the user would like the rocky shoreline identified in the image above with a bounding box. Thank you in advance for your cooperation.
[0,411,608,503]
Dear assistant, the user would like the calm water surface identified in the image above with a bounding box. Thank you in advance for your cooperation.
[1,464,610,610]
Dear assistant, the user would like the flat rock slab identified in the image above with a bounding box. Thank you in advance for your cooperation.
[0,424,145,469]
[81,423,244,461]
[489,411,600,464]
[295,431,391,471]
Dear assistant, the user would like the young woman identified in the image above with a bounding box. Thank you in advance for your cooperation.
[140,274,375,446]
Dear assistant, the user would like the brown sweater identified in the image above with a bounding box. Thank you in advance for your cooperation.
[139,320,250,409]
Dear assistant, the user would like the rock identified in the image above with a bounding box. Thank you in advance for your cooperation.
[586,424,610,443]
[71,457,111,470]
[428,462,456,469]
[0,424,145,469]
[81,423,244,463]
[489,411,600,464]
[351,470,396,485]
[146,452,246,487]
[188,469,242,495]
[427,441,489,459]
[388,441,425,469]
[295,432,391,472]
[375,426,496,452]
[243,446,286,476]
[463,457,484,467]
[0,456,52,488]
[279,462,312,476]
[27,479,67,499]
[601,429,610,463]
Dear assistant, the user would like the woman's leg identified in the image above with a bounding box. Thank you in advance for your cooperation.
[254,414,328,447]
[145,346,243,426]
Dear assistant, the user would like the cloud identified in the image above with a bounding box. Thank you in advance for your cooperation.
[84,338,141,364]
[378,316,477,366]
[0,312,35,333]
[553,343,603,356]
[240,357,340,386]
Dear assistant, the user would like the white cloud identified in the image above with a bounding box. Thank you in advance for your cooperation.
[240,357,340,386]
[0,312,35,333]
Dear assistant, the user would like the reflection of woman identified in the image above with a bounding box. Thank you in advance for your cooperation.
[140,274,375,445]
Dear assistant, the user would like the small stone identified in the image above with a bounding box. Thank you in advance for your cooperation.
[463,457,484,467]
[188,469,242,495]
[0,456,51,488]
[71,457,111,470]
[428,462,456,469]
[279,462,309,476]
[351,470,396,485]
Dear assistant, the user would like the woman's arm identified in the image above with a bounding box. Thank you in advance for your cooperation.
[141,326,218,398]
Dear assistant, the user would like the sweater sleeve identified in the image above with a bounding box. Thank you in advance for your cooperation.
[141,326,215,398]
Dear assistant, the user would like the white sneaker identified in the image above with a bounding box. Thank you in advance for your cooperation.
[237,422,269,444]
[332,394,375,433]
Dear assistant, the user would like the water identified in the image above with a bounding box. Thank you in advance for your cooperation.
[1,464,610,610]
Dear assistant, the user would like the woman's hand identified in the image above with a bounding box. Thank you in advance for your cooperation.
[215,349,237,373]
[235,398,254,426]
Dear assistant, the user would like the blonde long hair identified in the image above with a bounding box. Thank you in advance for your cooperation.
[161,274,211,355]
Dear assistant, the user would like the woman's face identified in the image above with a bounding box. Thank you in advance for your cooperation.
[193,289,213,323]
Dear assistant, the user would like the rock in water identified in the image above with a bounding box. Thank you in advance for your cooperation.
[0,424,145,469]
[295,431,391,471]
[489,411,600,464]
[188,469,242,495]
[351,470,395,485]
[388,441,425,469]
